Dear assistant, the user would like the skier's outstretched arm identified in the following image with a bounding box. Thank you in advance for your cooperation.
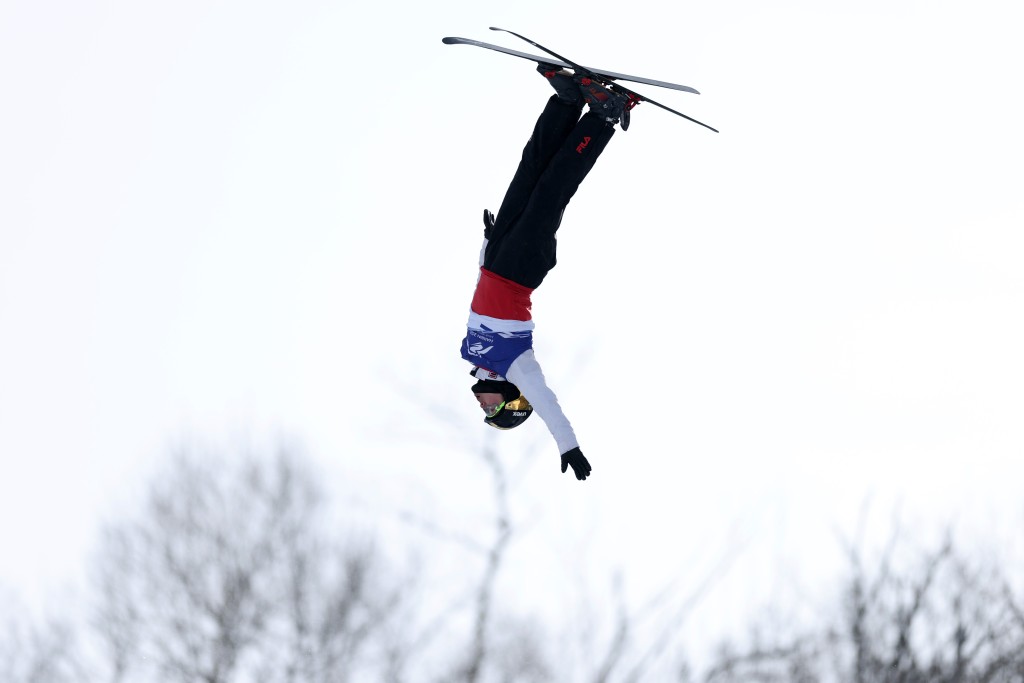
[506,350,592,480]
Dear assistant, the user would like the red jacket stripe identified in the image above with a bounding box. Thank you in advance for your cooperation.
[471,268,534,321]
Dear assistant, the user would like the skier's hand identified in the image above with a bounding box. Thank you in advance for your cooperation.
[482,209,495,239]
[560,447,591,481]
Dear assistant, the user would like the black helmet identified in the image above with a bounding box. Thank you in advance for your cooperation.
[471,376,533,430]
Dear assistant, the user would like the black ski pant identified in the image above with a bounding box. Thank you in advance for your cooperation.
[483,95,616,289]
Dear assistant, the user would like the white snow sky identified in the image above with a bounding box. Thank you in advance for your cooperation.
[2,0,1023,659]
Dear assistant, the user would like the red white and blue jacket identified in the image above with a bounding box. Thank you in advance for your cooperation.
[461,241,578,455]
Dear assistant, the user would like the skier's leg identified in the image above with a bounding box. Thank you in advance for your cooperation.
[486,111,616,288]
[488,95,583,239]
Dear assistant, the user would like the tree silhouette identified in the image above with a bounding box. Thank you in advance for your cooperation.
[5,440,1023,683]
[703,531,1024,683]
[91,443,407,683]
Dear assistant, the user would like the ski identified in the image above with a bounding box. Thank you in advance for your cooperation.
[441,36,700,95]
[486,27,717,134]
[442,30,718,133]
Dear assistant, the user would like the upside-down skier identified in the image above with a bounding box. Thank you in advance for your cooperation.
[460,64,633,482]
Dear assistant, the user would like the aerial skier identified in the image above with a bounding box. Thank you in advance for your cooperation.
[460,64,633,482]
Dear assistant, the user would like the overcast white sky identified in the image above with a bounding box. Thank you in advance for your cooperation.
[2,0,1023,662]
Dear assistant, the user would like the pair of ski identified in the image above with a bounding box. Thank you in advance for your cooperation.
[442,27,718,133]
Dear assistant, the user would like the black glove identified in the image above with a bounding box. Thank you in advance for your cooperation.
[482,209,495,239]
[560,447,591,481]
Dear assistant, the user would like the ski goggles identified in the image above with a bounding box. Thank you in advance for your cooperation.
[484,396,533,430]
[480,395,532,418]
[481,399,506,418]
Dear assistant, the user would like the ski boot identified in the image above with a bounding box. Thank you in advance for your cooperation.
[537,62,582,105]
[576,76,632,130]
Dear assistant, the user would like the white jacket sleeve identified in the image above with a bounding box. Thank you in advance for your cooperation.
[506,349,579,455]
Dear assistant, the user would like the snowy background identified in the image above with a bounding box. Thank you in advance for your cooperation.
[2,0,1023,671]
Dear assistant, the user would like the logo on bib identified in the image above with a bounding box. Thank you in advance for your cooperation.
[468,342,494,357]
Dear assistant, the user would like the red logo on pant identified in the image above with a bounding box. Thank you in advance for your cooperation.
[576,136,591,154]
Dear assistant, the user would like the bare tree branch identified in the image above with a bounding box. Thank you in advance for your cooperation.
[90,443,408,683]
[462,439,513,683]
